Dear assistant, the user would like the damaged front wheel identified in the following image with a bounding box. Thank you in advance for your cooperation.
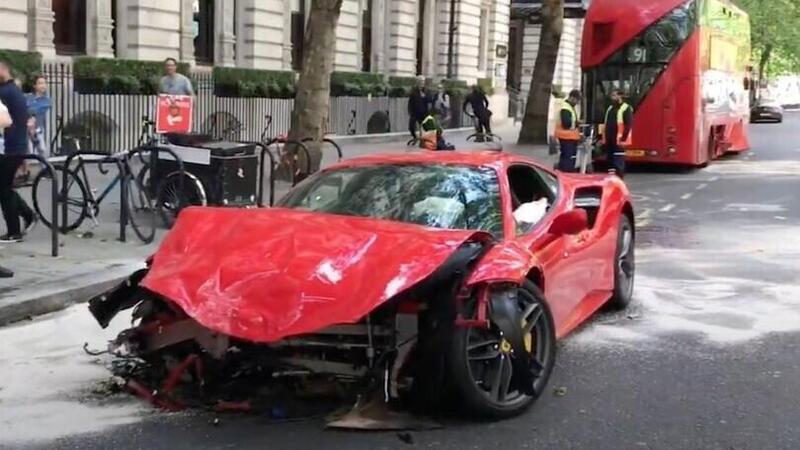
[448,282,556,419]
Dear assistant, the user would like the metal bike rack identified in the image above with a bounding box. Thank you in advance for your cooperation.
[61,150,126,242]
[59,147,185,244]
[20,154,59,257]
[264,138,312,181]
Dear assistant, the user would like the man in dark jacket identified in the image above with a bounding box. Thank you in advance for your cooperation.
[407,76,430,140]
[0,59,36,242]
[463,85,492,140]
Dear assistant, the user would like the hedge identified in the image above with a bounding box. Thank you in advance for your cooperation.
[0,49,42,90]
[477,77,495,96]
[213,67,296,98]
[387,76,419,97]
[330,71,387,97]
[442,79,470,96]
[73,57,192,95]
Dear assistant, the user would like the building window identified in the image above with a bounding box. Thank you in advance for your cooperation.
[291,0,305,70]
[362,0,372,71]
[53,0,87,55]
[478,6,490,71]
[193,0,215,65]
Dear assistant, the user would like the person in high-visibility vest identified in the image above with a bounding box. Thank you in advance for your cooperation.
[419,111,454,151]
[555,89,583,172]
[601,89,633,178]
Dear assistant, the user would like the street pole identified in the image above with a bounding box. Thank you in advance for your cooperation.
[446,0,456,79]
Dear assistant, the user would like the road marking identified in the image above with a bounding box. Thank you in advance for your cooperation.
[709,176,720,182]
[696,183,708,191]
[774,216,787,221]
[635,208,652,227]
[681,193,694,200]
[659,203,676,212]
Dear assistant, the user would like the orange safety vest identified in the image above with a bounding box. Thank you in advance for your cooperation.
[600,102,633,147]
[555,101,581,141]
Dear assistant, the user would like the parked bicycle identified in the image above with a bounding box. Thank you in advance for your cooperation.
[31,149,156,243]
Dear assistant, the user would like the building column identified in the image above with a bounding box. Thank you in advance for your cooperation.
[370,0,386,73]
[27,0,56,59]
[238,0,286,70]
[86,0,115,58]
[281,0,293,69]
[215,0,236,67]
[179,0,196,64]
[420,0,437,78]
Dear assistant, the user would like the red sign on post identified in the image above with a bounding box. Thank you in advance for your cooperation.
[156,94,193,134]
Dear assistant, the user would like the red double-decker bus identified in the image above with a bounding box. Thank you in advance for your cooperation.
[582,0,752,167]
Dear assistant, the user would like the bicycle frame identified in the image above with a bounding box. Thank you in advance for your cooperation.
[77,160,123,208]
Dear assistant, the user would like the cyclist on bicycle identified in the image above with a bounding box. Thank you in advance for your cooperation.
[463,85,492,142]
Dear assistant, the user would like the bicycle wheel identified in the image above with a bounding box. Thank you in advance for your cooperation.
[131,164,152,211]
[124,173,156,243]
[156,171,207,228]
[32,167,89,232]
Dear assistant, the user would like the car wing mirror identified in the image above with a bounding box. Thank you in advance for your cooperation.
[548,209,589,236]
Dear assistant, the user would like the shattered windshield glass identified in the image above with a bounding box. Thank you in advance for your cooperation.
[279,164,504,235]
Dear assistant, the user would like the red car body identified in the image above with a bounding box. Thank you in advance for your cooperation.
[140,151,633,341]
[89,150,635,420]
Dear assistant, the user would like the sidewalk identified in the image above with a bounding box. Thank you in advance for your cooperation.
[0,124,552,326]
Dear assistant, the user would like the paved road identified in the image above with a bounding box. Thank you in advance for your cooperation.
[2,116,800,450]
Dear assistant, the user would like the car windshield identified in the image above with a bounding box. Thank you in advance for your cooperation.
[278,164,504,235]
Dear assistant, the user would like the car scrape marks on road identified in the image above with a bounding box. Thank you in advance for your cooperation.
[659,204,675,213]
[680,193,694,200]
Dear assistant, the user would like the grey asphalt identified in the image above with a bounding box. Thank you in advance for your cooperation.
[6,115,800,450]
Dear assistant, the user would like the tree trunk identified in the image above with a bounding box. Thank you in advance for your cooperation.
[757,43,773,102]
[287,0,344,173]
[517,0,564,145]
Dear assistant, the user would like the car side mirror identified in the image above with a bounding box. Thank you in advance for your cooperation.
[548,209,588,236]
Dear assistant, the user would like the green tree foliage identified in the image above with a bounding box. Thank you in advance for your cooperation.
[736,0,800,76]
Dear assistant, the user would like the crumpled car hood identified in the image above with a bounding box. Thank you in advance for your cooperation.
[141,207,483,343]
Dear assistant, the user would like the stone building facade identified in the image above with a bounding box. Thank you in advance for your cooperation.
[0,0,510,86]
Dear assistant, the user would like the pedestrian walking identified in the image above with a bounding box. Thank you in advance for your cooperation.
[463,85,492,141]
[26,74,52,159]
[555,89,583,172]
[432,83,451,128]
[159,58,194,96]
[0,59,36,243]
[601,89,633,178]
[407,76,431,141]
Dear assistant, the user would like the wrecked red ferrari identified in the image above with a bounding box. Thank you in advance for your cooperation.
[89,151,635,423]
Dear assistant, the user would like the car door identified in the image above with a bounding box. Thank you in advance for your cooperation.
[508,164,592,331]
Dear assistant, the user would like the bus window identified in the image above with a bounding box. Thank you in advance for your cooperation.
[584,0,698,123]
